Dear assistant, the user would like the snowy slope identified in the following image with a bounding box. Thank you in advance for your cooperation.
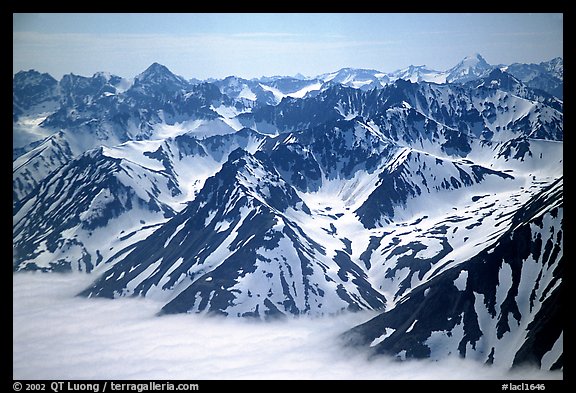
[216,75,325,105]
[388,65,447,84]
[342,178,563,370]
[13,147,177,273]
[445,53,493,83]
[13,129,269,274]
[319,68,389,90]
[80,148,387,317]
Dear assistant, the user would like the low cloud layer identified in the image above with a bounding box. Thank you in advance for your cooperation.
[13,272,562,380]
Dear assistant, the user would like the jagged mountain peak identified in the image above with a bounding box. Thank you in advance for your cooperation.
[138,62,173,77]
[77,141,386,318]
[387,64,446,84]
[59,72,91,84]
[450,53,491,74]
[214,147,310,215]
[13,70,58,103]
[13,69,60,123]
[133,62,189,89]
[541,57,563,80]
[90,71,125,86]
[392,64,434,75]
[13,69,57,86]
[447,53,493,83]
[319,67,388,90]
[472,67,523,88]
[460,53,489,66]
[335,66,382,75]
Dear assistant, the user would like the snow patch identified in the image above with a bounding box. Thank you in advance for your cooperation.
[406,319,418,333]
[453,271,468,291]
[370,328,395,347]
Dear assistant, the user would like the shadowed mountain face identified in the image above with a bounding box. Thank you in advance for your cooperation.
[13,56,562,370]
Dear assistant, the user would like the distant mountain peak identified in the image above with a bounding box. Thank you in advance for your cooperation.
[454,53,491,70]
[143,62,171,74]
[134,62,188,88]
[446,53,493,83]
[13,69,58,87]
[462,52,488,63]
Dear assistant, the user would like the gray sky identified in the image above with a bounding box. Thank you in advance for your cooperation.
[13,13,563,80]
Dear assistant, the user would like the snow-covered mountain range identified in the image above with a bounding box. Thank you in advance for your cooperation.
[13,53,562,370]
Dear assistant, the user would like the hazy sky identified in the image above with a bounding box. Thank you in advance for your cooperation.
[13,13,563,80]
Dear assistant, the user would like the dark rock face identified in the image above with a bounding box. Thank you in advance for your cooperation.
[13,70,59,120]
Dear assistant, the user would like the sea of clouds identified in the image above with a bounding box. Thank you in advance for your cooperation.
[13,272,563,380]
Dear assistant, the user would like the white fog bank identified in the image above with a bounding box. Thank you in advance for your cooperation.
[13,272,562,380]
